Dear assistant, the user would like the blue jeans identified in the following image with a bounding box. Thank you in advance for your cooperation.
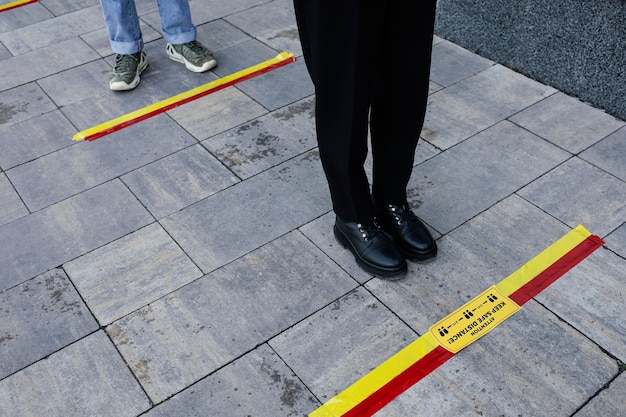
[100,0,197,54]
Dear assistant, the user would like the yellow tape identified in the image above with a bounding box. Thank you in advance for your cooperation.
[495,225,591,296]
[73,52,295,141]
[0,0,35,11]
[309,334,440,417]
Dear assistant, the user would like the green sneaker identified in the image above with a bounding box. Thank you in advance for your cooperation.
[109,51,148,91]
[166,40,217,73]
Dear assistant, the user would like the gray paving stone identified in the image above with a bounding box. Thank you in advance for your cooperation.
[81,19,162,58]
[64,223,203,325]
[144,344,319,416]
[0,37,99,91]
[0,110,77,170]
[0,268,97,379]
[422,64,557,149]
[409,120,570,234]
[167,87,268,141]
[510,92,625,154]
[38,0,99,16]
[536,247,626,360]
[429,80,444,95]
[0,179,152,291]
[38,60,114,107]
[430,38,494,87]
[211,38,282,79]
[225,0,302,55]
[580,125,626,181]
[0,331,151,417]
[373,302,617,417]
[604,223,626,259]
[0,3,52,34]
[0,42,10,61]
[183,0,268,23]
[59,54,218,131]
[80,27,116,57]
[0,173,27,227]
[202,109,316,179]
[160,150,331,273]
[258,23,302,57]
[518,157,626,237]
[299,212,373,284]
[107,231,356,402]
[0,5,105,55]
[195,18,250,53]
[122,144,239,219]
[225,0,295,38]
[56,43,219,125]
[237,56,314,111]
[270,287,418,402]
[575,372,626,417]
[7,114,197,211]
[0,83,56,128]
[268,95,315,134]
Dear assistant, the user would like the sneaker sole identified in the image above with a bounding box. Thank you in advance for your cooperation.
[166,46,217,73]
[110,57,148,91]
[333,225,407,279]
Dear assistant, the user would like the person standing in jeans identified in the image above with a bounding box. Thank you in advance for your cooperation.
[100,0,217,91]
[293,1,438,278]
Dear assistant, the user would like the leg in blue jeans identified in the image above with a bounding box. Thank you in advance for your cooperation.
[100,0,197,54]
[100,0,143,54]
[156,0,196,45]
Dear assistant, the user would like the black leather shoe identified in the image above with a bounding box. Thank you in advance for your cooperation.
[334,217,407,278]
[374,201,437,262]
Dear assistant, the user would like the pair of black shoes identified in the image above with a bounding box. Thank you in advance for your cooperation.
[333,202,437,279]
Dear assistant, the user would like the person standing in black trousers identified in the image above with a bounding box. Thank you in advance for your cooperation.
[293,0,438,278]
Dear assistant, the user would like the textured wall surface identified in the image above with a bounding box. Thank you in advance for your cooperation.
[435,0,626,120]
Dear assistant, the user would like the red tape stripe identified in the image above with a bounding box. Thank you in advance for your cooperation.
[342,346,454,417]
[0,0,38,12]
[509,235,604,306]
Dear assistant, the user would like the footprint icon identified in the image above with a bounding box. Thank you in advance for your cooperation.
[463,310,474,319]
[438,327,449,336]
[488,293,498,302]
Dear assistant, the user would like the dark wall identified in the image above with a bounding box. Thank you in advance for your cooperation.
[435,0,626,120]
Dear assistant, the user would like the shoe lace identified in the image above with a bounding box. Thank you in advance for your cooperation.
[182,40,208,57]
[113,53,139,74]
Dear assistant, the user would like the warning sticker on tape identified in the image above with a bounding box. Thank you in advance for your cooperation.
[430,286,520,353]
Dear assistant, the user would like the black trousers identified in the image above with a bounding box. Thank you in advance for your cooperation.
[293,0,437,223]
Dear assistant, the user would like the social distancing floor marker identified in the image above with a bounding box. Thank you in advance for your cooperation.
[310,225,604,417]
[73,52,295,142]
[0,0,37,12]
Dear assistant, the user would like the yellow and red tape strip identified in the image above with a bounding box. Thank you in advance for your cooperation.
[0,0,37,12]
[73,52,295,142]
[310,225,604,417]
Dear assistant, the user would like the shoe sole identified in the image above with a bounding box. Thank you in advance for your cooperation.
[334,225,407,279]
[166,46,217,73]
[398,244,438,263]
[110,57,148,91]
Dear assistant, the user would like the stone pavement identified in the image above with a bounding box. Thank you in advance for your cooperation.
[0,0,624,416]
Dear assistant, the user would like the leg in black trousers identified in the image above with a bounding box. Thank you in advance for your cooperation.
[294,0,438,277]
